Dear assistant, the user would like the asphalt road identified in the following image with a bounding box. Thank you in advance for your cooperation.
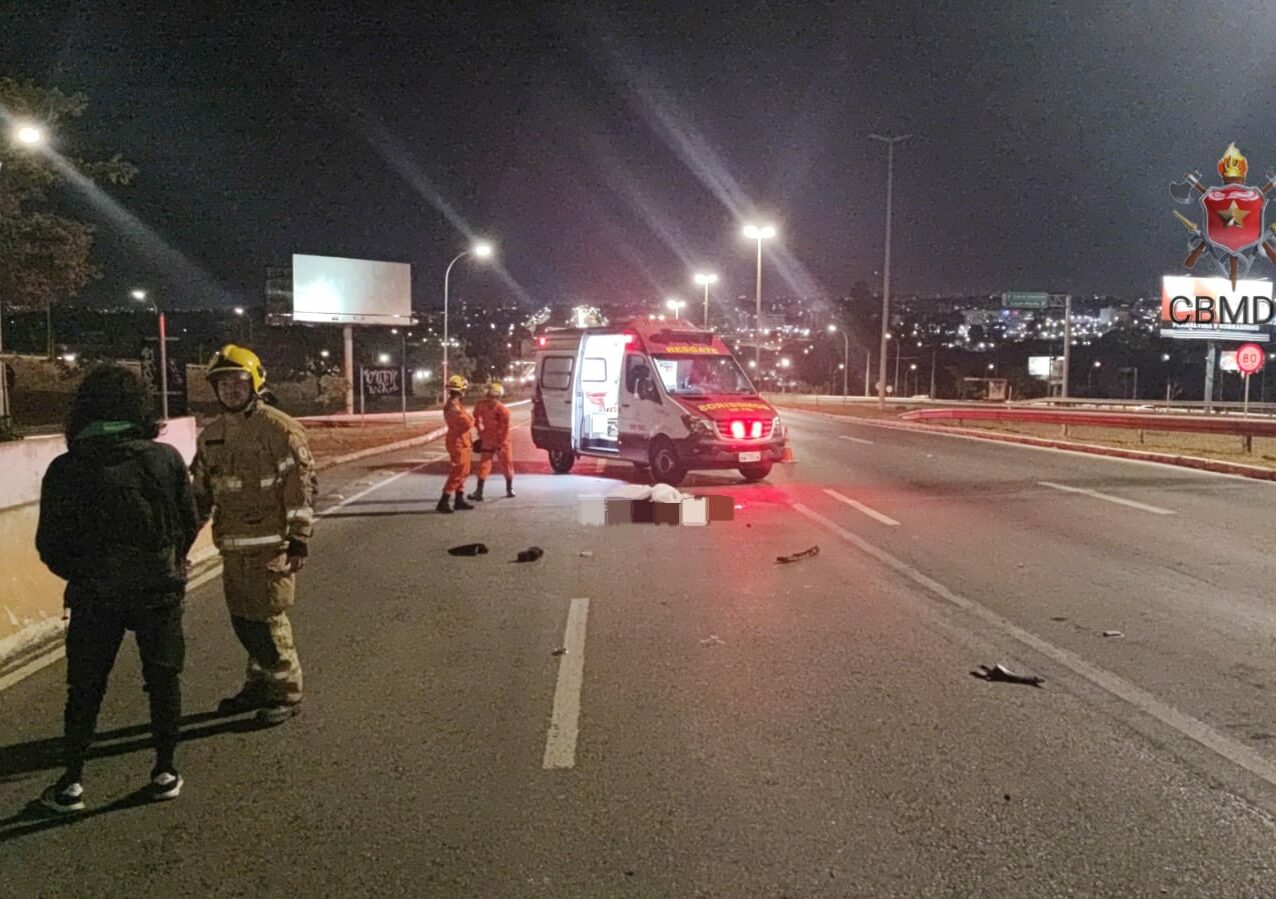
[4,407,1276,896]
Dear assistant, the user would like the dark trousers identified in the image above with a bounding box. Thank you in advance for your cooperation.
[63,599,185,779]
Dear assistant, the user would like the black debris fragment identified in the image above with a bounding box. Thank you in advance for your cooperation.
[971,663,1045,688]
[776,546,820,564]
[448,543,488,556]
[515,546,544,563]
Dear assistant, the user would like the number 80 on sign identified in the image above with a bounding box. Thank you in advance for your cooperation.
[1236,342,1266,375]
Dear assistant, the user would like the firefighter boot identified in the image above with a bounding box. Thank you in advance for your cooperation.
[454,491,475,511]
[218,681,270,715]
[436,494,454,514]
[468,479,485,502]
[505,478,515,498]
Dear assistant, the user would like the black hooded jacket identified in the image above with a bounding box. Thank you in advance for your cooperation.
[36,432,199,607]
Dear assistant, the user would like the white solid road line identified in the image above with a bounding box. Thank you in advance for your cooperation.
[544,597,590,770]
[838,435,874,445]
[822,489,900,526]
[1038,480,1176,516]
[791,501,1276,793]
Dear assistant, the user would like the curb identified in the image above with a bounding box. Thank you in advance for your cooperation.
[777,405,1276,483]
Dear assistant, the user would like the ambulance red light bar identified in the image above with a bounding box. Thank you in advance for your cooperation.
[536,336,547,347]
[623,332,636,345]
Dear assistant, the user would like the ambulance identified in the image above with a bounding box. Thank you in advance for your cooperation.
[530,318,787,486]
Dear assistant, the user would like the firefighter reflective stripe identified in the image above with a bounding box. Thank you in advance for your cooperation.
[260,475,278,488]
[213,476,244,491]
[287,507,314,524]
[221,534,287,549]
[278,457,296,474]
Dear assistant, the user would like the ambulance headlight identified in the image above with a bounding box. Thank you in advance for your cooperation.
[681,414,715,439]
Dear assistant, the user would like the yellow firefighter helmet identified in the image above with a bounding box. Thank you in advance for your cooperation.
[486,381,504,397]
[447,374,469,393]
[206,344,266,393]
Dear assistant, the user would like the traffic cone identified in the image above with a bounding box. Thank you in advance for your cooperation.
[780,434,796,463]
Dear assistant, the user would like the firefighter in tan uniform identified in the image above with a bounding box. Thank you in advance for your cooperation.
[192,345,317,725]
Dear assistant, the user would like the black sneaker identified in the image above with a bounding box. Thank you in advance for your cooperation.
[256,701,302,726]
[147,769,183,802]
[39,777,85,814]
[505,485,516,498]
[217,683,269,715]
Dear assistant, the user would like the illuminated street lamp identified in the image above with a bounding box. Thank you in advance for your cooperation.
[693,272,718,327]
[742,223,776,367]
[378,353,391,365]
[443,240,494,400]
[233,305,253,343]
[666,297,686,318]
[1,124,49,430]
[131,289,169,419]
[828,324,849,398]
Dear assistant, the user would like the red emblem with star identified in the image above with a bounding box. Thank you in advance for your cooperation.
[1202,184,1264,254]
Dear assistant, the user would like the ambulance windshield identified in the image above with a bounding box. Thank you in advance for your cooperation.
[652,355,756,396]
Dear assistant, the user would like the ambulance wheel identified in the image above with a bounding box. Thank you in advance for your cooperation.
[548,449,576,474]
[649,438,686,486]
[739,462,773,482]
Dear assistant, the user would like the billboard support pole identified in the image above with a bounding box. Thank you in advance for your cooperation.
[1061,294,1072,399]
[1205,340,1217,413]
[343,326,354,416]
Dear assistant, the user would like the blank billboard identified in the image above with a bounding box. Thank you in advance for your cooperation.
[292,254,412,325]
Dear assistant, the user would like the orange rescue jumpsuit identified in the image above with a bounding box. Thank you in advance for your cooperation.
[472,398,513,481]
[444,397,475,493]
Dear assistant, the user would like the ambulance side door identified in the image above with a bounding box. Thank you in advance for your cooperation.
[619,352,660,463]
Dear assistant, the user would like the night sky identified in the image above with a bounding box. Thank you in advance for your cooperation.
[5,1,1276,312]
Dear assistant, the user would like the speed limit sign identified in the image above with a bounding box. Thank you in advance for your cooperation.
[1236,343,1266,375]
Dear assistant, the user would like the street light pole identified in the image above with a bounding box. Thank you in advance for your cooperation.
[133,290,168,419]
[742,225,776,368]
[441,240,493,403]
[694,272,718,328]
[1,122,49,433]
[871,133,910,408]
[828,324,848,398]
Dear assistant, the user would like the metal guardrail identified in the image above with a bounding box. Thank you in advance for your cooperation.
[899,406,1276,444]
[769,393,1276,418]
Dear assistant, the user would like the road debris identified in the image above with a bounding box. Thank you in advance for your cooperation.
[1102,630,1124,638]
[448,543,488,556]
[971,663,1045,687]
[551,647,567,656]
[515,546,544,563]
[776,546,820,564]
[699,635,726,647]
[579,551,594,558]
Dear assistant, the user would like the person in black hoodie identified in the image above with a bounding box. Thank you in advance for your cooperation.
[35,365,199,813]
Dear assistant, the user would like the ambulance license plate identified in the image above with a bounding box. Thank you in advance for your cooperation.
[738,451,762,463]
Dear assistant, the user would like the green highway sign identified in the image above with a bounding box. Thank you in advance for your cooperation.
[1002,291,1049,309]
